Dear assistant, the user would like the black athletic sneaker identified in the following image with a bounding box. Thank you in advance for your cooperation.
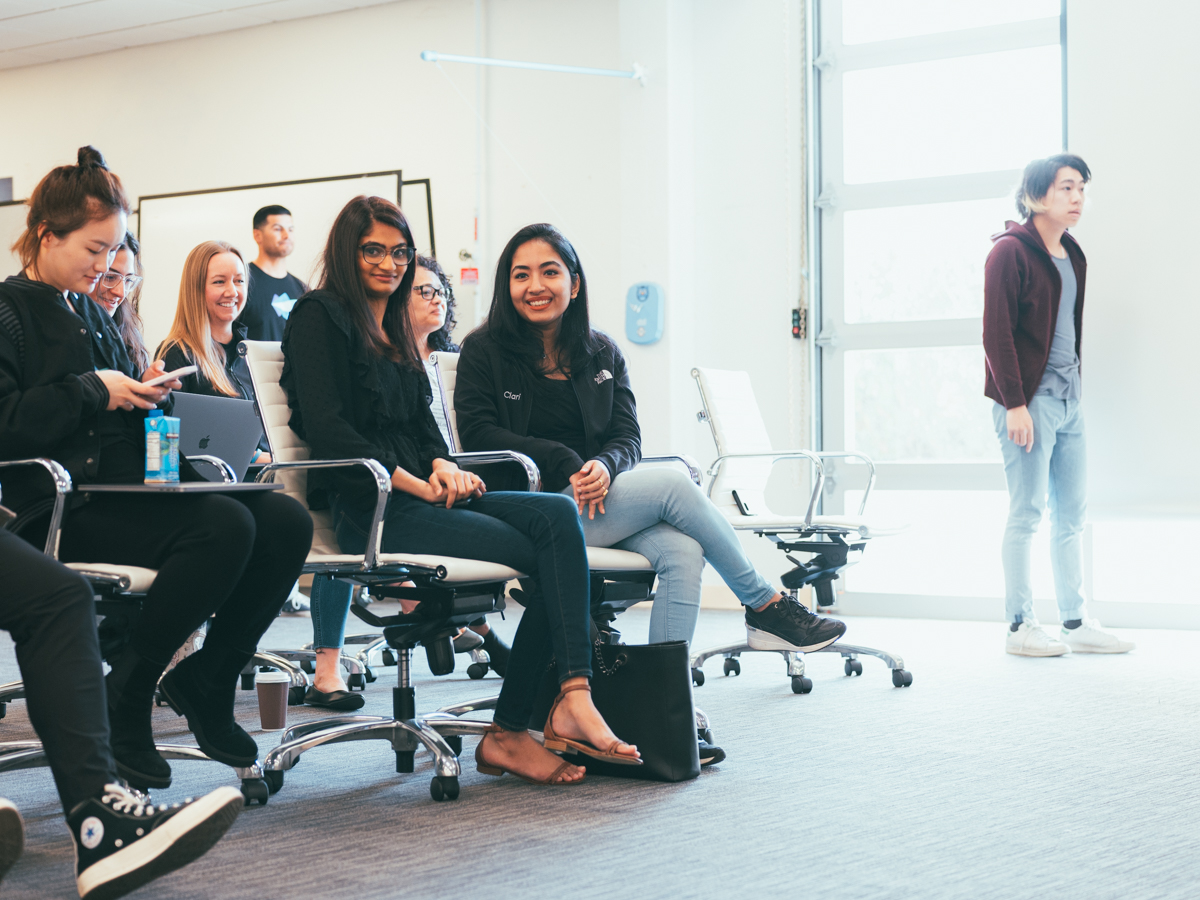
[745,597,847,652]
[0,798,23,884]
[69,783,242,900]
[698,738,726,767]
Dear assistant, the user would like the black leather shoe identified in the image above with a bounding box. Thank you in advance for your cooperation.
[106,653,172,789]
[303,686,365,711]
[698,738,726,767]
[158,667,259,768]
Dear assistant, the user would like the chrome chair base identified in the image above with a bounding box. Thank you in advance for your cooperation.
[690,639,911,694]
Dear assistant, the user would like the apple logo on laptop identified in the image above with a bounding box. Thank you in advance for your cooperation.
[199,435,211,449]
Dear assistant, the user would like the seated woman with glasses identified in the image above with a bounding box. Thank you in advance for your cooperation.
[87,230,149,373]
[0,147,313,791]
[283,195,639,781]
[305,254,511,706]
[155,241,270,463]
[455,223,849,657]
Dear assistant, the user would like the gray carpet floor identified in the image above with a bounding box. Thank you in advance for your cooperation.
[0,607,1191,900]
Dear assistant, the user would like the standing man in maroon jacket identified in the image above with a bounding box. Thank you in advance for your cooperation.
[983,153,1133,657]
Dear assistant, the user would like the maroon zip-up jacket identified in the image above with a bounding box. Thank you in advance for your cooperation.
[982,217,1087,410]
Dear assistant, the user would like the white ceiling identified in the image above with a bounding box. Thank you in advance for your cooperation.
[0,0,398,70]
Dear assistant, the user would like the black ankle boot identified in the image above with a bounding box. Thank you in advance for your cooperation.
[104,649,172,789]
[158,648,259,768]
[481,630,510,678]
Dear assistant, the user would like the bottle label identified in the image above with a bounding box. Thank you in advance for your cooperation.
[146,433,161,470]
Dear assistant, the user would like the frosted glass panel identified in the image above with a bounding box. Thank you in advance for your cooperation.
[842,0,1060,45]
[843,490,1055,598]
[842,45,1061,184]
[844,197,1014,322]
[845,346,1000,462]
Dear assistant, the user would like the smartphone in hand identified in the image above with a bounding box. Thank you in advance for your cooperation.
[143,365,198,387]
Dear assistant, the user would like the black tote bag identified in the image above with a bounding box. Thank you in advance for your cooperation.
[532,637,700,783]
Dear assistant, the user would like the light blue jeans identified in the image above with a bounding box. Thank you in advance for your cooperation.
[992,396,1088,625]
[565,467,778,643]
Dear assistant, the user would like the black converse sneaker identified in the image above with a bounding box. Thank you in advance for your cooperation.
[0,798,23,883]
[69,783,242,900]
[744,596,847,652]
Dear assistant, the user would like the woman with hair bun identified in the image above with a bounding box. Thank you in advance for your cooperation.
[0,146,313,792]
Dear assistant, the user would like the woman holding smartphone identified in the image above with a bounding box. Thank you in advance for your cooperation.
[0,147,313,791]
[282,195,639,783]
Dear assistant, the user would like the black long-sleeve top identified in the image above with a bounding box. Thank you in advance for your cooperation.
[280,291,451,509]
[0,274,186,516]
[455,327,641,492]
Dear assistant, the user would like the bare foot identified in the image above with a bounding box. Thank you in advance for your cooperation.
[548,681,640,762]
[313,648,349,694]
[478,729,586,783]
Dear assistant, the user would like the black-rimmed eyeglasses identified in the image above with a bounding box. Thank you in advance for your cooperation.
[412,285,446,302]
[358,243,415,266]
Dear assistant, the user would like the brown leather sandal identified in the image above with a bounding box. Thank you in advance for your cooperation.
[475,724,583,785]
[542,684,643,766]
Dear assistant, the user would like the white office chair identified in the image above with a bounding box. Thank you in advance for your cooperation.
[688,366,912,693]
[0,456,305,805]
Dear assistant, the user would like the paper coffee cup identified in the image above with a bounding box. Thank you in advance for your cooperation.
[255,670,291,732]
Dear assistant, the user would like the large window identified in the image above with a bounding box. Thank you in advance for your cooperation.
[813,0,1063,605]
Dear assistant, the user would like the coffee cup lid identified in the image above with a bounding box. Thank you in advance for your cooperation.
[254,670,291,683]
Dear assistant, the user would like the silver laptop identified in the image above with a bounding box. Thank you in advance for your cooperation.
[170,392,266,483]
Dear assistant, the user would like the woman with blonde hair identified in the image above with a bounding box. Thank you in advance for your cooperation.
[156,240,269,459]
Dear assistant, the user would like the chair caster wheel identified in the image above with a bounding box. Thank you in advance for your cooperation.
[240,673,255,691]
[363,666,377,683]
[241,779,270,806]
[382,649,397,667]
[791,676,813,694]
[466,662,489,680]
[263,770,284,795]
[723,658,741,677]
[347,673,365,690]
[444,735,463,756]
[287,685,307,706]
[299,659,315,675]
[845,659,863,677]
[0,702,6,719]
[691,668,705,687]
[892,669,913,688]
[430,775,460,802]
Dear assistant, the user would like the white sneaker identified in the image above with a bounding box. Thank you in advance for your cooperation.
[1060,618,1135,654]
[1005,620,1070,657]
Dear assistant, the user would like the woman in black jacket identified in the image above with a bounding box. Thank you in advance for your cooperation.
[455,224,847,656]
[156,240,269,460]
[0,147,312,791]
[281,196,638,783]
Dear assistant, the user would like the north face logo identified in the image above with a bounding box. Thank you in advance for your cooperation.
[594,369,613,385]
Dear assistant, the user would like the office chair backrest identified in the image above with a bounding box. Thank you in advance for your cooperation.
[428,352,462,453]
[239,340,339,556]
[692,367,775,518]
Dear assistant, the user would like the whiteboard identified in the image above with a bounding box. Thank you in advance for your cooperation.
[136,172,435,351]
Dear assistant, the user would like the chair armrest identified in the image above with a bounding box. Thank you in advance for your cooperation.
[810,451,876,514]
[706,450,826,526]
[450,451,541,493]
[254,458,391,570]
[639,454,703,486]
[0,458,72,558]
[185,455,237,484]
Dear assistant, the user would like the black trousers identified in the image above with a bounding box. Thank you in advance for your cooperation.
[60,490,312,675]
[0,529,117,814]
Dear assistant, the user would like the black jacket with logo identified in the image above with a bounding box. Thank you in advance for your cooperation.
[0,274,183,517]
[455,327,641,492]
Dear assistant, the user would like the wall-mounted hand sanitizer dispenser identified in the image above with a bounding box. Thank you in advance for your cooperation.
[625,282,664,345]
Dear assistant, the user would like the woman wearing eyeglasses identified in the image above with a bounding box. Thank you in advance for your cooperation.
[283,195,639,781]
[155,241,270,462]
[88,231,149,373]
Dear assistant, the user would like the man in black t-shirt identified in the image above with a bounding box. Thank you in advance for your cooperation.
[238,204,308,342]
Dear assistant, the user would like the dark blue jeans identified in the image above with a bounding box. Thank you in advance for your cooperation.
[327,489,592,732]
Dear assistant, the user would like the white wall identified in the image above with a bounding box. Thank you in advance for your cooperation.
[1068,0,1200,516]
[0,0,813,588]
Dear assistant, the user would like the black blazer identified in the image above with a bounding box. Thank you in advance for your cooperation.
[280,291,451,509]
[0,274,190,516]
[455,327,641,492]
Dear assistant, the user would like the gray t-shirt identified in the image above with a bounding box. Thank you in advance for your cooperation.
[1035,253,1081,400]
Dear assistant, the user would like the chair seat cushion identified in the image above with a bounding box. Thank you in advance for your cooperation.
[722,513,907,540]
[586,547,655,571]
[66,563,158,594]
[306,552,524,584]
